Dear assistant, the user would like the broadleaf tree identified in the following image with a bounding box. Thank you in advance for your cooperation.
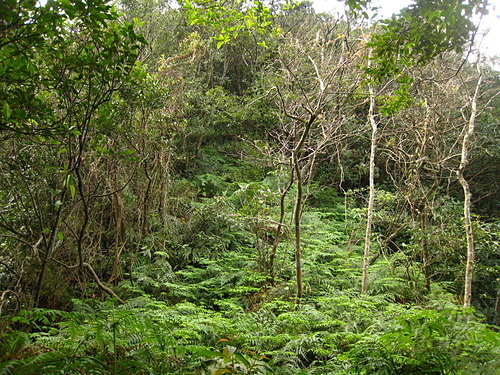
[0,0,145,307]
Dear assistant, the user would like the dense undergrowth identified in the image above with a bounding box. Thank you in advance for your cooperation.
[1,193,499,374]
[2,296,500,374]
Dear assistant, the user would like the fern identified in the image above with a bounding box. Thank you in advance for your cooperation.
[0,359,22,375]
[0,331,29,360]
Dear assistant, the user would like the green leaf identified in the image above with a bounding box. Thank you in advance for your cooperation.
[194,349,223,358]
[3,102,11,120]
[222,345,236,358]
[63,173,73,188]
[234,353,251,367]
[70,184,76,199]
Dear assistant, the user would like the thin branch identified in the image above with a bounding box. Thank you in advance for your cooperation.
[83,263,124,304]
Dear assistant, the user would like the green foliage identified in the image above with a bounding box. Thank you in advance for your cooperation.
[1,1,500,375]
[0,0,146,309]
[346,308,500,374]
[180,0,274,49]
[367,254,426,303]
[140,196,248,269]
[2,291,500,374]
[231,180,280,216]
[367,0,487,80]
[0,330,30,363]
[194,343,273,374]
[0,0,145,134]
[365,0,489,114]
[470,219,500,322]
[195,174,231,197]
[379,76,414,116]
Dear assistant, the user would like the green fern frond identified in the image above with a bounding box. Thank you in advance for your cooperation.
[0,359,23,375]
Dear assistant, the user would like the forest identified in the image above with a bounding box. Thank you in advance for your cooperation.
[0,0,499,373]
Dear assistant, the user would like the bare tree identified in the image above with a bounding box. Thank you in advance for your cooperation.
[459,59,483,308]
[264,14,365,303]
[361,73,377,294]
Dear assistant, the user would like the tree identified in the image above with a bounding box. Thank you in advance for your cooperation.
[354,0,489,294]
[256,12,366,302]
[459,58,483,308]
[361,56,378,294]
[0,0,145,308]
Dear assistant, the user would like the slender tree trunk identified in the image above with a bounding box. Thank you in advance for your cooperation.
[420,212,431,291]
[269,170,293,285]
[33,188,67,308]
[33,144,80,307]
[292,152,304,304]
[361,82,377,294]
[493,286,500,326]
[459,63,482,309]
[418,179,440,291]
[292,114,315,305]
[459,175,474,308]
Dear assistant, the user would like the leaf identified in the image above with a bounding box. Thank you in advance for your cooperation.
[11,316,31,324]
[63,173,73,188]
[0,359,23,375]
[70,184,76,199]
[194,349,223,358]
[222,345,236,358]
[3,102,11,120]
[234,353,251,368]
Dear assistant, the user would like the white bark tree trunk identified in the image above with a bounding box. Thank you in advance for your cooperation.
[458,62,482,309]
[361,81,377,295]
